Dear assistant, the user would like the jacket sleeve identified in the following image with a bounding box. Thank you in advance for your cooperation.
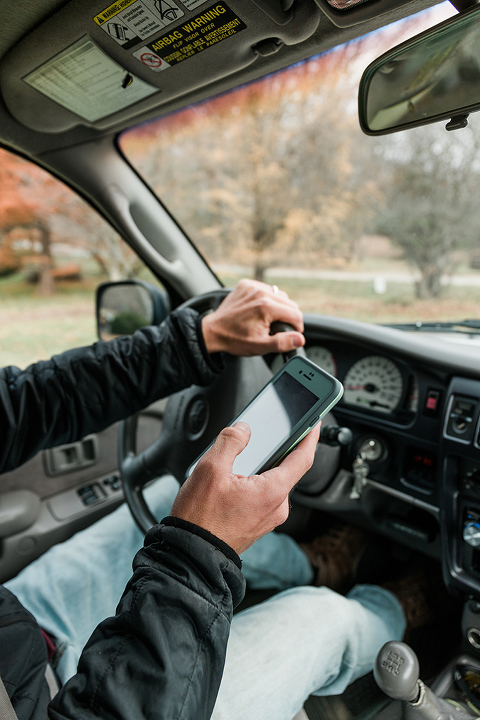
[47,523,246,720]
[0,308,223,474]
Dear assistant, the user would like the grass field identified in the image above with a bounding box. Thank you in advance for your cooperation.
[2,270,480,369]
[0,276,99,368]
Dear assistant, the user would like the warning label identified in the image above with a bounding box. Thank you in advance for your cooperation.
[95,0,137,25]
[132,46,171,71]
[142,2,246,68]
[94,0,186,49]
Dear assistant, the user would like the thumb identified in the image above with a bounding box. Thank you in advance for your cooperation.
[266,332,305,354]
[207,422,251,473]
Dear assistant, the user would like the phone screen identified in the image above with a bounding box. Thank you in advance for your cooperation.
[232,372,319,475]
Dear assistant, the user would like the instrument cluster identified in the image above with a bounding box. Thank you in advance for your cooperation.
[271,343,419,417]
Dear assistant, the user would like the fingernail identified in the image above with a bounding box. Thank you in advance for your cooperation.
[234,422,250,433]
[292,335,304,348]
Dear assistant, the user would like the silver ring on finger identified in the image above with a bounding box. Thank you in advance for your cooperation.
[271,284,279,294]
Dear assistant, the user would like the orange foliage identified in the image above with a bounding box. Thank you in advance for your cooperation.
[0,149,78,292]
[0,149,73,233]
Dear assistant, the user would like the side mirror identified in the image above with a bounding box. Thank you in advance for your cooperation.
[96,280,170,341]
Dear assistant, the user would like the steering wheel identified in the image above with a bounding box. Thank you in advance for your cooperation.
[119,289,280,533]
[118,288,340,534]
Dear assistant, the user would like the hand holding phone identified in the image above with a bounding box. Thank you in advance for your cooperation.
[171,421,321,555]
[188,356,344,478]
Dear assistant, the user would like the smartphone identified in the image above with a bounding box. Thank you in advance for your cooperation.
[187,355,344,478]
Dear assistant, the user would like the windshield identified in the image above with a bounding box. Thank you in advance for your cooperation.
[121,2,480,325]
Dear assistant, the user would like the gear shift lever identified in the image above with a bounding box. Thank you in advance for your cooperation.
[374,641,477,719]
[374,641,421,703]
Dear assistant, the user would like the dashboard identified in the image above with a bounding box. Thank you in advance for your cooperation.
[270,314,480,601]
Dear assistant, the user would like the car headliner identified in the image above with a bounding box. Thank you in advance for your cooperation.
[0,0,445,161]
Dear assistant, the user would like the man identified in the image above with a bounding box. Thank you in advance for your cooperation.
[0,280,406,720]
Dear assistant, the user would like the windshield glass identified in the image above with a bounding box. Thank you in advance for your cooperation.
[121,2,480,324]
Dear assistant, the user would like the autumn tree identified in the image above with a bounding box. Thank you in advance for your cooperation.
[0,151,62,294]
[375,125,480,298]
[0,148,141,291]
[123,45,383,280]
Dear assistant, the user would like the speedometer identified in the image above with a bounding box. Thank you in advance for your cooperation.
[343,355,403,414]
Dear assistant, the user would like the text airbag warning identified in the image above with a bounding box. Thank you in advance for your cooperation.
[142,2,246,68]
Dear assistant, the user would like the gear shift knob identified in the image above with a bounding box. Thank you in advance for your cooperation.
[374,641,420,702]
[374,641,477,720]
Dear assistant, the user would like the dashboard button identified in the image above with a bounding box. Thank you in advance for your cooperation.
[424,389,441,417]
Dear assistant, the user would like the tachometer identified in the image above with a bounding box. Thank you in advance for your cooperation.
[306,346,337,376]
[270,345,336,376]
[343,355,403,413]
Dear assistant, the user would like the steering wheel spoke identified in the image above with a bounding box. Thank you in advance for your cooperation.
[119,416,171,488]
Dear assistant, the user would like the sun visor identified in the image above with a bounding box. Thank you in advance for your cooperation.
[0,0,321,133]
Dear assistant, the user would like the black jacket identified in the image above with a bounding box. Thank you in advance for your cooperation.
[0,308,246,720]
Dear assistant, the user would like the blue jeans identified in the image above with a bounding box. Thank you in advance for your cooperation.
[5,476,405,720]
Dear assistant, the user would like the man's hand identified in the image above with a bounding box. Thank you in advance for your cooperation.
[170,422,320,555]
[201,279,305,356]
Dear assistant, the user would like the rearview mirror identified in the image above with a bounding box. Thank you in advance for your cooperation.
[359,6,480,134]
[96,280,170,341]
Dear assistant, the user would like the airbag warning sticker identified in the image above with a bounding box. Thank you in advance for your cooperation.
[134,2,246,70]
[94,0,187,49]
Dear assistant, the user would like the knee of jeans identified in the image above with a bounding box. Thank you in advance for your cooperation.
[299,588,390,641]
[276,586,359,628]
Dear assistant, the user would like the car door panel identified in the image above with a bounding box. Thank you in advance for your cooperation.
[0,400,166,582]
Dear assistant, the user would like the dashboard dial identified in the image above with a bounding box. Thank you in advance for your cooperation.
[306,346,337,376]
[343,355,404,414]
[270,345,336,376]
